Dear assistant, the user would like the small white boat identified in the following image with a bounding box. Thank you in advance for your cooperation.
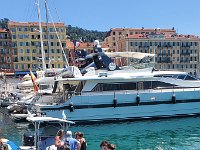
[19,114,75,150]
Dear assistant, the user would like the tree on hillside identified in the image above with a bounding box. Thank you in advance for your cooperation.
[0,18,9,29]
[66,25,107,42]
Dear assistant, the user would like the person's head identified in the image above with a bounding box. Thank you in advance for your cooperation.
[74,132,78,139]
[55,136,62,147]
[100,140,109,150]
[108,143,116,150]
[66,130,72,138]
[76,132,84,139]
[78,132,84,138]
[57,129,64,138]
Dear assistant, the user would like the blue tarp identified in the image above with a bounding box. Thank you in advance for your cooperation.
[15,71,36,75]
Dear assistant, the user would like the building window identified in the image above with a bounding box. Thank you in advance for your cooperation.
[21,64,24,69]
[12,35,16,39]
[44,34,47,39]
[26,49,30,53]
[18,34,23,39]
[11,28,16,32]
[32,49,36,53]
[24,34,29,39]
[50,35,54,39]
[49,28,53,32]
[113,42,116,46]
[18,27,22,31]
[51,42,54,46]
[26,56,30,61]
[113,32,115,35]
[15,64,18,69]
[7,57,11,63]
[26,42,30,46]
[5,49,10,54]
[24,27,28,31]
[14,49,18,55]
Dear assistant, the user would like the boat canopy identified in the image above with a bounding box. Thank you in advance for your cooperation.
[26,116,75,124]
[104,52,155,59]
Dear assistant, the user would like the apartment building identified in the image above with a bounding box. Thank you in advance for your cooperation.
[7,21,67,74]
[104,28,200,76]
[0,28,14,73]
[104,27,176,51]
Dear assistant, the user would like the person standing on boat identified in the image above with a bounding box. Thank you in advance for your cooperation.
[76,132,87,150]
[65,131,81,150]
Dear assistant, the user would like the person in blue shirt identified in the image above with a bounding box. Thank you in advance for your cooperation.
[66,131,80,150]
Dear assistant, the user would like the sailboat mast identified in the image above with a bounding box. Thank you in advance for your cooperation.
[36,0,46,71]
[44,0,51,68]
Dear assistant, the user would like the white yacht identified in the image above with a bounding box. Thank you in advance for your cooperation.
[31,43,200,124]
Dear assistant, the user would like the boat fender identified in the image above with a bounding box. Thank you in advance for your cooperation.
[69,103,74,112]
[172,95,176,104]
[113,98,117,108]
[67,93,72,99]
[41,112,46,116]
[136,95,140,105]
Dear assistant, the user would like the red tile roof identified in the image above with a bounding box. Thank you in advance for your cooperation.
[8,21,65,27]
[0,29,8,33]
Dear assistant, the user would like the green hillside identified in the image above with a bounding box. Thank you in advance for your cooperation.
[66,25,107,42]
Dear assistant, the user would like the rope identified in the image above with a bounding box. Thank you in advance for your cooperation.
[44,1,69,66]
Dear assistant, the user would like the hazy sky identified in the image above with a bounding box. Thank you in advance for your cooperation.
[1,0,200,35]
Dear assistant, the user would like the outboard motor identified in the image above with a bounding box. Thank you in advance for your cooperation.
[22,132,34,146]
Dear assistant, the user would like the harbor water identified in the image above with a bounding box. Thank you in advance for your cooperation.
[1,111,200,150]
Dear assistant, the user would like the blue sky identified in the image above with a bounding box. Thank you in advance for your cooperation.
[1,0,200,35]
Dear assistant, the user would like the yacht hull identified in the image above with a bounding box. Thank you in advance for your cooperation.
[35,88,200,124]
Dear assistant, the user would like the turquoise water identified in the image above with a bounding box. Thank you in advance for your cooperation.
[1,111,200,150]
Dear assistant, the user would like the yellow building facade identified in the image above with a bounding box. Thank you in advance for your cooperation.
[8,21,67,73]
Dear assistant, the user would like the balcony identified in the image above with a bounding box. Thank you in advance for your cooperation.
[180,52,190,56]
[157,57,171,63]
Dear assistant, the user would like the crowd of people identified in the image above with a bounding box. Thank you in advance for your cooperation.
[47,130,87,150]
[47,130,116,150]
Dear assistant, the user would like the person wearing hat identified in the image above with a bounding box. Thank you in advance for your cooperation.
[65,131,81,150]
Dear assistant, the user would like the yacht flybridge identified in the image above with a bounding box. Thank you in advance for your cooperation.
[31,41,200,124]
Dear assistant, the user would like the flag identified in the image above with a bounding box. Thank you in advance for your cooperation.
[73,40,80,47]
[30,69,39,92]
